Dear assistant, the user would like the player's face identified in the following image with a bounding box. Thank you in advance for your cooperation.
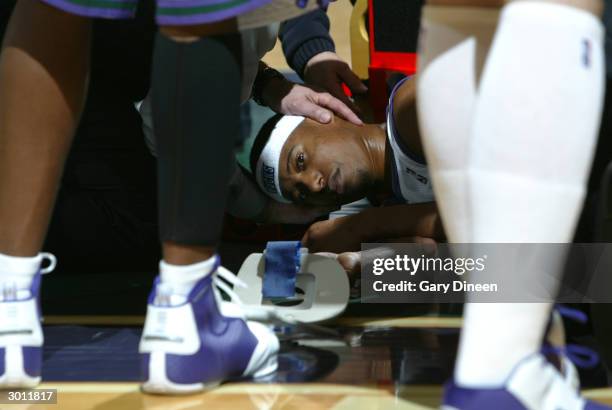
[278,117,373,206]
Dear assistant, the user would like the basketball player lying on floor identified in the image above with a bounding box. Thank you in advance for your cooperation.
[142,71,440,275]
[249,75,445,274]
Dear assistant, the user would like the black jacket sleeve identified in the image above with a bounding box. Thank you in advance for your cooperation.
[279,9,335,78]
[0,1,16,41]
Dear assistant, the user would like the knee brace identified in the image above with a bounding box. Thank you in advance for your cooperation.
[152,32,242,245]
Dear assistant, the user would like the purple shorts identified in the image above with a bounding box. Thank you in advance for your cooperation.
[39,0,274,26]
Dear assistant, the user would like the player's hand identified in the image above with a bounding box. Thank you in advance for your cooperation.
[301,216,363,253]
[263,77,363,125]
[304,51,367,118]
[336,251,361,277]
[316,251,362,278]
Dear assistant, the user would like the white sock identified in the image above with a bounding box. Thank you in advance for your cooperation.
[159,256,217,305]
[417,6,498,242]
[455,303,552,387]
[455,1,605,387]
[468,1,604,244]
[0,252,43,290]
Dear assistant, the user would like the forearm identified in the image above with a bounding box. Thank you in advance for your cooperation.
[279,9,335,78]
[354,202,445,242]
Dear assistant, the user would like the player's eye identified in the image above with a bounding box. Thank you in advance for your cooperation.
[296,152,305,171]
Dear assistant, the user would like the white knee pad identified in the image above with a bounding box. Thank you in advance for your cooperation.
[417,6,498,242]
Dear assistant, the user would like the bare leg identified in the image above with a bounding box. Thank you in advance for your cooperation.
[0,0,90,390]
[0,0,90,256]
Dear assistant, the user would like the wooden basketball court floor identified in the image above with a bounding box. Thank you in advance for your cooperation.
[10,313,608,410]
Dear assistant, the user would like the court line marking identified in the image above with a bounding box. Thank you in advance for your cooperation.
[44,315,463,328]
[333,395,434,410]
[334,317,462,328]
[584,389,612,399]
[37,382,410,395]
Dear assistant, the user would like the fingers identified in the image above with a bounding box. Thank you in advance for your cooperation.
[281,84,363,125]
[315,92,363,126]
[386,236,438,256]
[325,81,364,120]
[337,251,361,276]
[297,99,333,123]
[301,230,311,248]
[413,237,438,256]
[332,65,368,118]
[301,222,324,251]
[338,65,368,94]
[314,252,339,259]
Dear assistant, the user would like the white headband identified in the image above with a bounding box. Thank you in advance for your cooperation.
[255,115,305,203]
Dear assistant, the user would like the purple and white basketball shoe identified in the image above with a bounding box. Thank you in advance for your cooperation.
[442,354,611,410]
[139,256,279,394]
[0,253,56,388]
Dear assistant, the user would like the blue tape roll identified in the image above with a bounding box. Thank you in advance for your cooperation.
[262,241,301,298]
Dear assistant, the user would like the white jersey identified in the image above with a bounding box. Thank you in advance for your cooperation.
[385,77,434,204]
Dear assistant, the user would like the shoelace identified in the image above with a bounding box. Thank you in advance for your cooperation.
[543,304,600,369]
[214,266,290,323]
[214,266,249,305]
[556,304,588,324]
[542,343,600,369]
